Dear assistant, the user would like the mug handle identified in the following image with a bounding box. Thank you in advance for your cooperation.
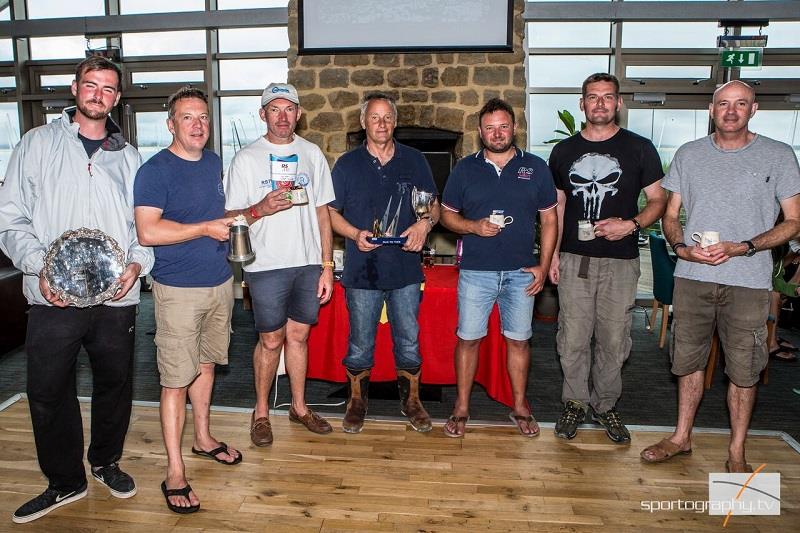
[691,232,702,244]
[504,216,514,225]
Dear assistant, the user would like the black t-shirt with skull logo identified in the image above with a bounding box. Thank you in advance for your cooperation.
[549,128,663,259]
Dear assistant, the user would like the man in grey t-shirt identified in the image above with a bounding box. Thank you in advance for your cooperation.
[641,81,800,473]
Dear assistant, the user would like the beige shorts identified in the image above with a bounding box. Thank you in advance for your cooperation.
[671,277,768,387]
[153,278,233,388]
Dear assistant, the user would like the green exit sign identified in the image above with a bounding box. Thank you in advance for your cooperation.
[720,49,762,68]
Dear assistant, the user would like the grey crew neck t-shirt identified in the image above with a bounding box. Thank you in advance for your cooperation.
[662,134,800,290]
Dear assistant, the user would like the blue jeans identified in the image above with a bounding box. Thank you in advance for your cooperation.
[343,283,422,370]
[457,269,535,341]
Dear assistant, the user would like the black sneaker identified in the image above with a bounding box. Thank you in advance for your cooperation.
[592,407,631,444]
[12,484,87,524]
[554,400,586,440]
[91,463,137,498]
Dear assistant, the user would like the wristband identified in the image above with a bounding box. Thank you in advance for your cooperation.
[421,215,434,228]
[249,205,261,219]
[322,261,335,268]
[671,242,687,254]
[630,218,641,234]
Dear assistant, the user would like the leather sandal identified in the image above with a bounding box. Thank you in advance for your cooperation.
[508,412,540,438]
[640,438,692,463]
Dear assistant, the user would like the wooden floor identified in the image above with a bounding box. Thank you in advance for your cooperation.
[0,398,797,532]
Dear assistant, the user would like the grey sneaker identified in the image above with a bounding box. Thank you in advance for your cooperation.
[91,463,137,498]
[592,407,631,444]
[554,400,586,440]
[12,483,88,523]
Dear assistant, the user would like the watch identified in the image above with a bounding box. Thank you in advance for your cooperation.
[742,240,756,257]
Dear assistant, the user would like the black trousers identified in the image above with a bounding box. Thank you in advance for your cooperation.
[26,304,136,492]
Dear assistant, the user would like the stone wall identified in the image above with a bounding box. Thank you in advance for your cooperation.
[286,0,527,166]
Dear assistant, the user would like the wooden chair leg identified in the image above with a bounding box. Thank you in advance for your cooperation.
[704,332,720,389]
[649,298,659,332]
[658,303,669,349]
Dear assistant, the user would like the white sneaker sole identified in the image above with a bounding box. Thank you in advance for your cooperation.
[11,488,87,524]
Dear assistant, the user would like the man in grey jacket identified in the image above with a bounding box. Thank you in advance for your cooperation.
[0,56,153,524]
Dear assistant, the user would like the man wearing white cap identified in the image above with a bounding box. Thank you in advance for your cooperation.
[224,83,336,445]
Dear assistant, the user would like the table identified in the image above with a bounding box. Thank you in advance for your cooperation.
[306,265,515,407]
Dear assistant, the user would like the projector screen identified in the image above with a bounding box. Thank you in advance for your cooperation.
[299,0,513,54]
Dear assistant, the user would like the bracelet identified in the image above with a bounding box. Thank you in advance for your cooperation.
[248,205,262,219]
[322,261,335,269]
[421,215,434,228]
[671,242,687,254]
[630,218,641,234]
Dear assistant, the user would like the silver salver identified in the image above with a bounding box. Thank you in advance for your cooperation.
[42,228,126,307]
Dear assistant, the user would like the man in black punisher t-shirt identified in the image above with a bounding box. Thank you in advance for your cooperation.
[548,73,666,444]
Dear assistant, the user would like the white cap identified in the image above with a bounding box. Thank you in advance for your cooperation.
[261,83,300,107]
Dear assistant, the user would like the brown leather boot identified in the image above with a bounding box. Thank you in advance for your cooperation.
[343,368,370,433]
[397,367,432,432]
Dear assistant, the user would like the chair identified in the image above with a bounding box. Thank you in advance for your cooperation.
[648,233,676,349]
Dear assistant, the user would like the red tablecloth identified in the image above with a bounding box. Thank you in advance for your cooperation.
[306,265,514,407]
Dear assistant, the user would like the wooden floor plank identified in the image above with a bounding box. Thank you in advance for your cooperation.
[1,399,797,532]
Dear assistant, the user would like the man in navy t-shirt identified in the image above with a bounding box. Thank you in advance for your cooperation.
[133,88,241,515]
[440,98,558,438]
[329,93,440,434]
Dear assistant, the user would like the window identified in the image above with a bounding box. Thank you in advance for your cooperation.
[0,76,14,88]
[740,66,800,79]
[622,22,719,48]
[218,28,289,53]
[122,31,206,57]
[528,94,582,161]
[220,96,262,169]
[30,36,106,60]
[134,111,170,162]
[763,22,800,48]
[528,55,610,88]
[40,74,75,87]
[0,102,21,178]
[217,0,288,8]
[527,22,610,49]
[626,65,713,79]
[749,110,800,161]
[627,108,709,166]
[27,0,104,19]
[131,71,204,84]
[120,0,204,15]
[219,58,287,90]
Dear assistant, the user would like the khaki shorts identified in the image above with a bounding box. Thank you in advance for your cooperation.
[153,278,233,388]
[671,277,768,387]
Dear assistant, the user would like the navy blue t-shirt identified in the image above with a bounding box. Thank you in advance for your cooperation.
[133,148,232,287]
[442,148,557,271]
[330,142,437,290]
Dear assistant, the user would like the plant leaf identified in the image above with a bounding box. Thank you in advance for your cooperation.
[558,110,576,134]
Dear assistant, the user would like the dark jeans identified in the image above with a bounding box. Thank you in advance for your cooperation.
[26,304,136,492]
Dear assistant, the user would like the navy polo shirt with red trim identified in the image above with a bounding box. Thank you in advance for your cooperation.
[441,147,557,271]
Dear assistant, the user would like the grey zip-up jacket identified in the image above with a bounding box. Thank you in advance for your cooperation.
[0,107,154,307]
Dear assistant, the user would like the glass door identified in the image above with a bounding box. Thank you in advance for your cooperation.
[123,100,169,163]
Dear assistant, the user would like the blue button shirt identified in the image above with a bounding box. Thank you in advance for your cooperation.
[331,142,437,290]
[441,148,557,271]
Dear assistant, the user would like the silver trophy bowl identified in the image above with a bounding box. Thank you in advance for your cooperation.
[42,227,126,307]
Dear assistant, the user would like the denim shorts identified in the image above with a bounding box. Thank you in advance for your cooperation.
[245,265,321,332]
[457,269,535,341]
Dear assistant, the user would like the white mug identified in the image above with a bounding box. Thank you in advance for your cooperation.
[691,231,720,248]
[577,219,595,241]
[489,210,514,228]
